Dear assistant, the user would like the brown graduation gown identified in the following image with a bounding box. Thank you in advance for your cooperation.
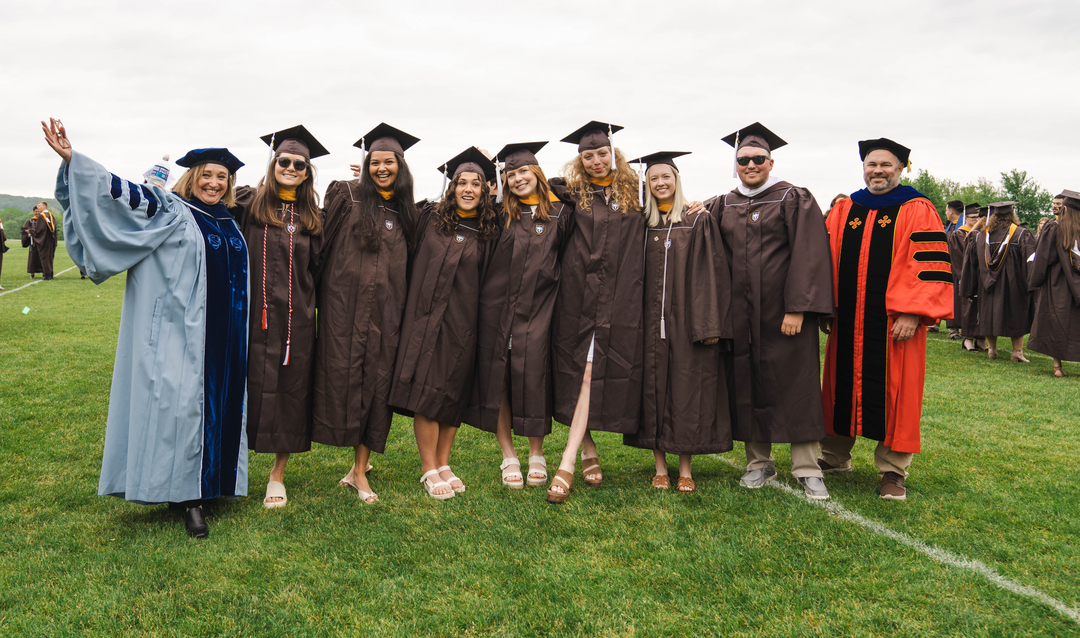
[27,212,57,278]
[0,225,8,280]
[311,181,410,452]
[463,199,574,437]
[948,226,979,336]
[389,205,491,427]
[1027,220,1080,361]
[624,209,734,454]
[709,181,833,444]
[234,186,321,453]
[960,225,1035,338]
[21,219,41,275]
[550,178,645,434]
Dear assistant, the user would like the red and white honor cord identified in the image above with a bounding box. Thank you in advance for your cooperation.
[260,203,296,366]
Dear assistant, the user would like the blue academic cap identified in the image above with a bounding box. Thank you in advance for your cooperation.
[176,148,245,174]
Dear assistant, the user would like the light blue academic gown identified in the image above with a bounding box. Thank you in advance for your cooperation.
[57,151,249,504]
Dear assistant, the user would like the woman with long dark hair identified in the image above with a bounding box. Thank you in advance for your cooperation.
[1028,190,1080,377]
[960,201,1036,362]
[312,124,420,504]
[234,125,328,509]
[464,142,573,489]
[389,148,500,499]
[43,118,248,539]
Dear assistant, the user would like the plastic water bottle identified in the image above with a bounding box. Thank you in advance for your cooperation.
[147,154,170,187]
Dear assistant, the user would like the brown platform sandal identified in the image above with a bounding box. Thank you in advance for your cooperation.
[546,469,574,504]
[651,475,670,490]
[676,477,696,493]
[581,456,602,487]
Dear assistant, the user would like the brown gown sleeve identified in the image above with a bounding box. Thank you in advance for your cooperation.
[232,185,256,227]
[687,212,729,344]
[783,188,834,317]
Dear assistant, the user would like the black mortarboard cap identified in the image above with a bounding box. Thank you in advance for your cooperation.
[1058,190,1080,209]
[988,201,1018,216]
[858,138,911,167]
[721,122,787,153]
[978,206,989,218]
[629,151,691,173]
[176,148,244,174]
[439,146,497,182]
[496,142,547,172]
[260,124,329,160]
[964,202,980,212]
[354,123,420,155]
[561,121,623,154]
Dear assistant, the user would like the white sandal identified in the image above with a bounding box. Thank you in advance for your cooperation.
[340,473,378,504]
[501,457,524,489]
[526,456,548,487]
[437,465,466,493]
[420,469,454,500]
[263,481,287,509]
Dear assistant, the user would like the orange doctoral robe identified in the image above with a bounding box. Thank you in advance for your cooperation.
[821,187,953,454]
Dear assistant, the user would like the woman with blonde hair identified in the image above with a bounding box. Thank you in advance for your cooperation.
[1028,189,1080,377]
[465,142,573,489]
[233,125,327,509]
[546,121,644,502]
[42,118,249,539]
[623,152,732,493]
[960,201,1036,361]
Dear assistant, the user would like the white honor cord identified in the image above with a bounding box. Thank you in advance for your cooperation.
[660,222,674,339]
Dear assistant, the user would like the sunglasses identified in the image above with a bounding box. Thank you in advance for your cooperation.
[276,157,309,172]
[737,155,769,166]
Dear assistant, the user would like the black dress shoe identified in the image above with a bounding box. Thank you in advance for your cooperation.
[169,502,213,517]
[185,506,209,539]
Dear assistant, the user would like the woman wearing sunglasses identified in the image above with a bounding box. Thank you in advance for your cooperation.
[389,148,500,500]
[42,118,248,539]
[233,125,328,509]
[623,152,732,493]
[312,124,420,504]
[465,142,573,489]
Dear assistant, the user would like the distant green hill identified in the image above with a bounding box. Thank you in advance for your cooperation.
[0,194,60,212]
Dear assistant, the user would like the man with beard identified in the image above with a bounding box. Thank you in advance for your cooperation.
[818,139,953,500]
[707,122,834,500]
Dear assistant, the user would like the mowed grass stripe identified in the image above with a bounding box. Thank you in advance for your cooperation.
[0,265,80,297]
[2,243,1078,636]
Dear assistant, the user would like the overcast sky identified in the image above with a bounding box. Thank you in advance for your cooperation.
[3,0,1076,209]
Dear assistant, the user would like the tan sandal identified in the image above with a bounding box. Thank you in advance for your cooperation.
[581,456,602,487]
[651,474,670,490]
[500,457,524,489]
[676,477,696,493]
[1054,362,1068,377]
[526,456,548,487]
[546,469,574,504]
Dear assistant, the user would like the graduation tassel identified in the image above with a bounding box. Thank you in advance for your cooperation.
[608,124,616,172]
[266,133,277,171]
[638,164,645,209]
[660,317,666,340]
[731,131,740,178]
[261,307,267,330]
[359,138,367,175]
[495,159,503,204]
[440,163,448,200]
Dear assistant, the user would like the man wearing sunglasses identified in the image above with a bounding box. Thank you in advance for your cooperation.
[818,139,953,501]
[707,122,835,500]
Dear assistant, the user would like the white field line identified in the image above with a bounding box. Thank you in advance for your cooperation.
[0,266,79,298]
[712,455,1079,624]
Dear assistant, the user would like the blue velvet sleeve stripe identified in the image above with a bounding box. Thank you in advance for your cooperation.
[139,185,158,218]
[110,174,123,200]
[128,184,141,210]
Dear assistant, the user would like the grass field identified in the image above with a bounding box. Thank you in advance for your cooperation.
[1,242,1078,636]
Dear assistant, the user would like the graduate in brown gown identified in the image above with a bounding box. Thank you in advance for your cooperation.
[0,217,8,289]
[233,125,328,509]
[623,152,732,494]
[960,201,1036,362]
[389,148,499,500]
[951,203,984,352]
[545,121,644,503]
[706,123,834,500]
[27,202,58,280]
[313,123,420,504]
[463,142,573,489]
[1027,189,1080,377]
[942,200,964,338]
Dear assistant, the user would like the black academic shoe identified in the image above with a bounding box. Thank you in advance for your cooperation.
[168,502,213,517]
[185,506,209,539]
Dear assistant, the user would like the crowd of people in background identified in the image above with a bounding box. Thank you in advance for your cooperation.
[36,116,1078,539]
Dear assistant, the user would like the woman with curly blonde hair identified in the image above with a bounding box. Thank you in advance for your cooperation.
[546,121,644,503]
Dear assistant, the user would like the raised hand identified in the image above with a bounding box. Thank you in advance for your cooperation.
[41,118,72,163]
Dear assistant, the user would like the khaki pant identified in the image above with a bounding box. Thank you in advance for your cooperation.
[819,434,913,478]
[745,440,823,479]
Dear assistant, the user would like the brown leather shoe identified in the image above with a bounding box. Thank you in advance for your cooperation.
[880,472,907,500]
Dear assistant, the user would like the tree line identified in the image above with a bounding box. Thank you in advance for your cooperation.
[901,168,1054,228]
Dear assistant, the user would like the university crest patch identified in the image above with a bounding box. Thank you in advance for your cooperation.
[533,223,546,236]
[454,234,466,243]
[385,219,394,230]
[208,234,222,249]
